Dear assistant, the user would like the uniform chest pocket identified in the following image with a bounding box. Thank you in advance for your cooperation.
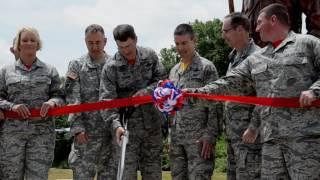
[84,70,98,79]
[32,76,52,95]
[282,57,311,78]
[190,71,202,80]
[141,62,153,69]
[185,72,203,88]
[6,77,22,94]
[140,62,153,79]
[80,70,99,88]
[34,76,51,85]
[282,56,309,69]
[251,64,269,81]
[6,77,21,86]
[117,72,134,89]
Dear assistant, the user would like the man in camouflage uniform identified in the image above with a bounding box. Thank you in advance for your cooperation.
[222,13,261,180]
[242,0,320,46]
[187,4,320,179]
[99,24,167,180]
[168,24,218,180]
[0,27,64,179]
[65,24,117,179]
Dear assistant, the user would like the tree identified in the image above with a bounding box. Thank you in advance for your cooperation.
[159,45,179,73]
[192,19,231,76]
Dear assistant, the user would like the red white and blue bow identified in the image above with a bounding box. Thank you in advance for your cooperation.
[152,80,184,116]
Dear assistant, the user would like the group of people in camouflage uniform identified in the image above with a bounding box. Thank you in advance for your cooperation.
[187,3,320,180]
[0,2,320,180]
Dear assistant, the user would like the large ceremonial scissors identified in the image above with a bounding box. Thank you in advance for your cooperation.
[117,107,134,180]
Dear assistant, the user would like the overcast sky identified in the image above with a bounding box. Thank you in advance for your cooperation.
[0,0,245,75]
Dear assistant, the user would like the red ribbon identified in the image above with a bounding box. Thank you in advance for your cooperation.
[188,93,320,108]
[3,93,320,119]
[4,96,153,119]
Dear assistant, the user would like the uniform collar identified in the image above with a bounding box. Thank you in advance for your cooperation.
[15,57,45,71]
[85,53,108,68]
[114,46,144,66]
[271,31,296,52]
[177,52,201,74]
[229,39,255,66]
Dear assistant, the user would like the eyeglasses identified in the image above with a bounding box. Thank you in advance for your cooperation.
[222,28,234,33]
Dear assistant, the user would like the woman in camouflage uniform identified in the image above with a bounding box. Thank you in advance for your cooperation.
[0,27,64,180]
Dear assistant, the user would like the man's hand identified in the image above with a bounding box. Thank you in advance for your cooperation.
[181,88,189,93]
[75,132,88,144]
[40,101,56,117]
[133,89,148,97]
[12,104,30,119]
[132,89,149,107]
[197,139,213,160]
[242,128,258,144]
[116,127,125,144]
[0,110,5,120]
[299,90,316,107]
[67,103,81,116]
[181,88,196,93]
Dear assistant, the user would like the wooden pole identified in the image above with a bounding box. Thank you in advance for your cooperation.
[228,0,235,13]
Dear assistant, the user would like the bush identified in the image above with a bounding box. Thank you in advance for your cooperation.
[161,137,171,171]
[53,115,71,169]
[215,135,227,172]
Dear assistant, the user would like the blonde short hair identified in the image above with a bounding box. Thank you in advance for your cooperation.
[13,27,42,52]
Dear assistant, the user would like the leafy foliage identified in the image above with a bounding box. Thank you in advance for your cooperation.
[192,19,231,76]
[53,115,71,168]
[159,46,179,74]
[215,135,227,172]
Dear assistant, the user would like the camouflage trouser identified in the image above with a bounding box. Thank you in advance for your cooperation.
[120,117,162,180]
[0,123,55,180]
[227,140,261,180]
[68,134,117,180]
[262,136,320,180]
[169,142,215,180]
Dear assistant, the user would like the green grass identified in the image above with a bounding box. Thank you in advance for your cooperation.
[48,169,226,180]
[215,136,228,172]
[48,168,73,180]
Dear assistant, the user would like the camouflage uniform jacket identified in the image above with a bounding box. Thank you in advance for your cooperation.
[196,31,320,142]
[99,46,167,132]
[65,54,110,136]
[225,39,260,141]
[169,53,219,144]
[0,58,64,131]
[242,0,320,46]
